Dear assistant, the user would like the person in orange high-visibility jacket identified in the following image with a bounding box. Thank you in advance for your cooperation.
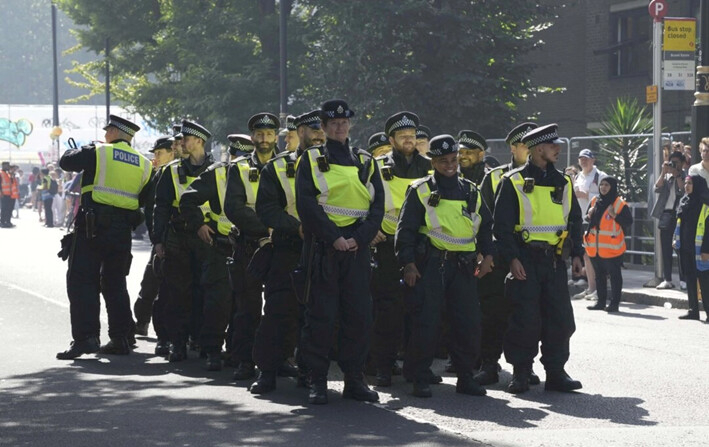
[584,177,632,312]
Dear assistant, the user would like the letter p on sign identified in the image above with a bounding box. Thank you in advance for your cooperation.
[649,0,668,22]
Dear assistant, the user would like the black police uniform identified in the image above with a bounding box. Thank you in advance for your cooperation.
[58,134,151,357]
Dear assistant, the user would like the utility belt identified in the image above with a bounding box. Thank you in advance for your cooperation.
[428,245,477,275]
[81,205,142,239]
[272,233,303,253]
[168,215,190,233]
[522,240,558,257]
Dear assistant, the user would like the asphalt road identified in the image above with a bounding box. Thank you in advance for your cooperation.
[1,215,708,447]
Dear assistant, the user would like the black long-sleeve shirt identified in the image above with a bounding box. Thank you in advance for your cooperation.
[493,160,583,263]
[256,150,302,245]
[295,138,384,248]
[224,152,271,239]
[460,161,486,186]
[395,171,494,267]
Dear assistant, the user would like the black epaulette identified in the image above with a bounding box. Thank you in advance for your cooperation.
[353,147,373,160]
[502,164,526,179]
[410,175,433,189]
[233,155,251,164]
[205,161,226,172]
[81,143,96,150]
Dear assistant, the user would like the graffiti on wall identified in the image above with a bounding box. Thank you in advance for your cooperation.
[0,118,33,148]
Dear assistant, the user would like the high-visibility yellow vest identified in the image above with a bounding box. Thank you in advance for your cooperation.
[488,167,505,195]
[506,171,572,246]
[211,164,233,236]
[80,141,151,210]
[168,160,210,220]
[235,158,260,209]
[413,177,481,252]
[376,157,417,235]
[583,196,627,258]
[306,147,375,227]
[272,153,299,219]
[676,204,709,270]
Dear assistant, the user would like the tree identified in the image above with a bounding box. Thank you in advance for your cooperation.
[591,97,654,203]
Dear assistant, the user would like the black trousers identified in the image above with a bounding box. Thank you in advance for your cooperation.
[503,250,575,372]
[199,243,233,353]
[134,247,160,326]
[478,265,512,364]
[404,252,480,381]
[0,195,14,224]
[300,246,373,380]
[680,248,709,317]
[162,228,208,347]
[369,239,404,372]
[589,255,624,307]
[252,246,302,372]
[66,223,134,341]
[229,240,264,363]
[43,197,54,227]
[659,218,677,282]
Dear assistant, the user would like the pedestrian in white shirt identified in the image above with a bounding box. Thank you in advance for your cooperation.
[688,137,709,184]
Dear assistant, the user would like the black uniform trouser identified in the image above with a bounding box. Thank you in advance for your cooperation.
[43,197,54,227]
[369,239,404,372]
[660,217,678,282]
[680,248,709,316]
[199,242,233,353]
[1,195,14,224]
[66,223,134,341]
[503,249,575,372]
[404,252,480,382]
[300,247,373,380]
[162,228,208,347]
[589,255,624,308]
[134,246,160,326]
[229,240,263,363]
[252,246,301,372]
[478,265,512,364]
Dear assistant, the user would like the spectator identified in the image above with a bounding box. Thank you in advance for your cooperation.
[584,177,633,313]
[38,168,56,228]
[51,169,65,227]
[688,137,709,183]
[651,151,686,289]
[565,165,579,179]
[673,175,709,322]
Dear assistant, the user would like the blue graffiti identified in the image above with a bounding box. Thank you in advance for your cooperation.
[0,118,33,148]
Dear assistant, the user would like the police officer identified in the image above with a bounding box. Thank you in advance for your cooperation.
[493,123,584,394]
[249,109,326,394]
[282,115,300,152]
[171,123,185,159]
[396,134,493,398]
[368,132,392,157]
[369,111,430,388]
[475,122,540,386]
[295,99,384,405]
[227,112,278,381]
[416,125,431,156]
[153,119,214,362]
[227,134,255,161]
[457,130,487,185]
[57,115,151,359]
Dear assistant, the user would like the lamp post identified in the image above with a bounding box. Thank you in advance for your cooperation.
[278,0,288,150]
[692,0,709,160]
[105,38,111,123]
[51,1,60,162]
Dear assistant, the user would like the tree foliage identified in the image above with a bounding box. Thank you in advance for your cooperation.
[56,0,558,145]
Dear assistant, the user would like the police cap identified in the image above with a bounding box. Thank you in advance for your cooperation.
[457,130,486,151]
[294,110,321,129]
[416,125,431,140]
[505,122,538,146]
[150,135,174,153]
[320,99,355,120]
[286,115,297,131]
[227,133,255,156]
[103,114,140,136]
[367,132,390,153]
[385,111,419,137]
[180,119,212,141]
[428,135,458,157]
[521,123,563,149]
[248,113,280,132]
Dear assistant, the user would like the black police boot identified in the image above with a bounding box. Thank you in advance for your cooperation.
[679,312,700,320]
[473,360,500,386]
[412,380,432,398]
[605,304,619,313]
[545,370,582,392]
[135,322,149,336]
[587,302,606,311]
[56,337,100,360]
[277,361,299,378]
[168,343,187,362]
[375,369,392,387]
[155,340,170,357]
[342,374,379,402]
[99,337,130,355]
[391,362,403,376]
[405,368,443,384]
[529,366,541,386]
[206,352,222,371]
[456,372,487,396]
[308,379,328,405]
[250,371,277,395]
[233,361,256,381]
[507,366,531,394]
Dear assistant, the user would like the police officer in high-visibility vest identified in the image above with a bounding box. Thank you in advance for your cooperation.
[179,150,237,371]
[457,130,487,186]
[227,134,255,161]
[282,115,300,152]
[369,111,430,388]
[295,99,384,405]
[475,122,541,387]
[493,123,584,394]
[153,119,214,362]
[415,125,431,156]
[396,134,494,398]
[227,112,278,381]
[57,115,151,359]
[249,109,326,394]
[368,132,392,158]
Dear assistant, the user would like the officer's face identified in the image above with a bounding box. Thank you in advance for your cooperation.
[372,145,392,157]
[298,125,325,149]
[182,135,203,155]
[153,148,174,168]
[539,143,561,163]
[390,128,417,156]
[172,139,184,157]
[252,129,277,154]
[511,143,530,165]
[458,148,482,167]
[432,152,459,177]
[322,118,350,143]
[285,130,299,152]
[104,127,117,143]
[416,138,430,155]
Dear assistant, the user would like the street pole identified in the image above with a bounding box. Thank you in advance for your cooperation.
[51,2,60,162]
[650,7,665,287]
[105,38,111,123]
[278,0,288,151]
[692,0,709,161]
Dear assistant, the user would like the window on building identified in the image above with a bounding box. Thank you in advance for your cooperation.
[609,8,651,77]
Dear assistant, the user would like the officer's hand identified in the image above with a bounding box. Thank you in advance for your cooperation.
[477,255,494,278]
[701,252,709,261]
[371,231,387,246]
[155,243,166,258]
[572,256,584,276]
[403,262,421,287]
[346,238,359,251]
[197,224,215,245]
[509,258,526,280]
[333,236,349,251]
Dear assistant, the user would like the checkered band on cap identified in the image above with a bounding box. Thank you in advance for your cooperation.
[230,140,254,151]
[458,135,484,150]
[286,115,296,131]
[320,100,355,119]
[521,124,560,148]
[294,111,321,127]
[112,121,136,136]
[182,126,208,141]
[386,114,419,136]
[505,122,538,145]
[258,115,276,127]
[427,135,458,156]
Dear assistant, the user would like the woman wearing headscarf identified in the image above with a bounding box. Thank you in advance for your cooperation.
[673,175,709,321]
[583,177,633,312]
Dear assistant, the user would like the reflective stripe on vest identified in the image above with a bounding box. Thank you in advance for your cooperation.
[306,148,374,227]
[489,169,504,196]
[169,162,211,220]
[236,160,259,209]
[273,156,298,219]
[415,180,481,252]
[79,142,151,210]
[583,196,627,258]
[377,158,417,235]
[211,165,233,236]
[693,205,709,270]
[508,171,571,245]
